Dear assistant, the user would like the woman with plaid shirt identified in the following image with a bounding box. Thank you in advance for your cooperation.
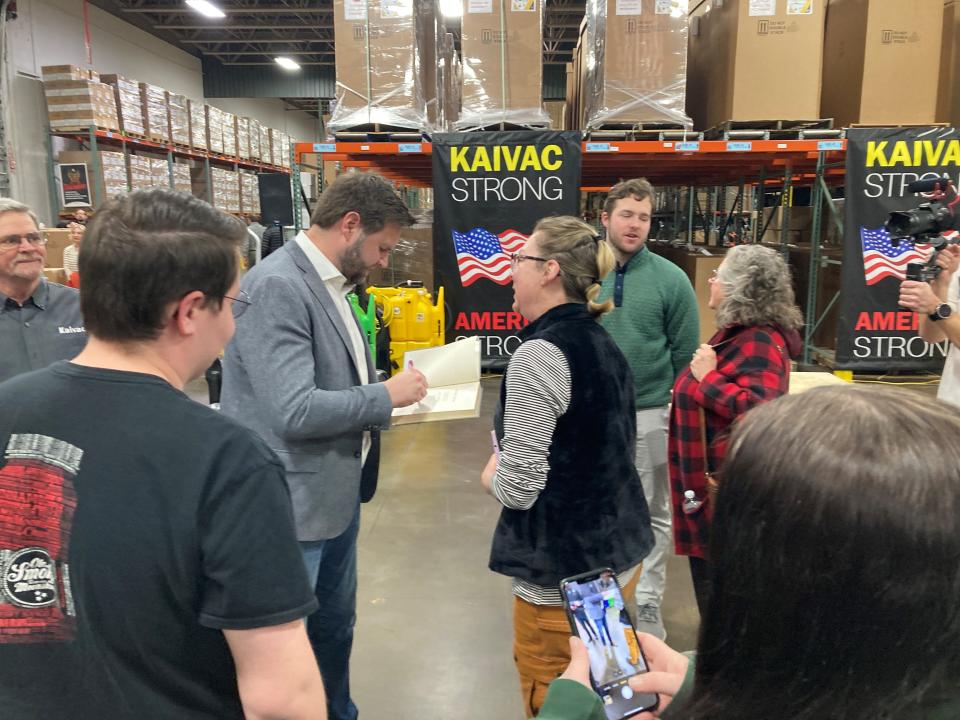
[668,245,802,613]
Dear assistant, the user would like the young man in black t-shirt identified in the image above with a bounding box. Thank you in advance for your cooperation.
[0,189,327,719]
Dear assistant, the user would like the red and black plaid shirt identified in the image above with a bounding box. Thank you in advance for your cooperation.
[669,325,793,559]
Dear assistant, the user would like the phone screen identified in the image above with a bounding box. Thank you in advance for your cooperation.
[560,570,657,719]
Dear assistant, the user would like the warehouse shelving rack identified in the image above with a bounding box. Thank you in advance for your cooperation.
[46,125,292,217]
[294,138,848,365]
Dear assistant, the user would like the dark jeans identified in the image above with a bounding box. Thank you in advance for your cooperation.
[301,509,361,720]
[688,556,712,617]
[593,616,615,646]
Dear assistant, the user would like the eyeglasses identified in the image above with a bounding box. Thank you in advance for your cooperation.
[0,233,47,251]
[223,290,252,318]
[510,252,552,267]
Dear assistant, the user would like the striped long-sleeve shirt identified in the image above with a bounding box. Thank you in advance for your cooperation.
[491,339,637,605]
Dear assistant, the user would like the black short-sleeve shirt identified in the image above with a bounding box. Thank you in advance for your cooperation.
[0,362,317,718]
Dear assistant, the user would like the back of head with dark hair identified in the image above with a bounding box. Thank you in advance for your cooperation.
[687,386,960,720]
[310,172,414,234]
[603,177,655,217]
[80,188,245,342]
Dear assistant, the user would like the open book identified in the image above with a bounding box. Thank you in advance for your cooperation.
[391,337,482,425]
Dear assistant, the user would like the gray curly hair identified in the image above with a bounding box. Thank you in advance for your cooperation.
[714,245,804,330]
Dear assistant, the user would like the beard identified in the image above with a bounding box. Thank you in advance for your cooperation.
[340,233,370,286]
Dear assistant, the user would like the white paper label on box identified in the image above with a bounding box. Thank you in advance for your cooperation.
[786,0,812,14]
[468,0,492,11]
[616,0,642,14]
[344,0,366,20]
[655,0,674,13]
[749,0,775,16]
[381,0,413,18]
[511,0,537,11]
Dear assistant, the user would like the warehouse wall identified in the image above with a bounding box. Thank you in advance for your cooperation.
[208,98,319,144]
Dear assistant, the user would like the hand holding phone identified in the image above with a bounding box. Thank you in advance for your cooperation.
[560,568,658,719]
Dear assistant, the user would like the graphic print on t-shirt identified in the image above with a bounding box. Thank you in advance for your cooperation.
[0,433,81,643]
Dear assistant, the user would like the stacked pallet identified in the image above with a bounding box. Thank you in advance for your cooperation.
[172,161,192,195]
[167,93,190,147]
[100,74,145,136]
[240,172,260,214]
[128,155,152,191]
[211,167,241,213]
[259,123,272,165]
[44,78,120,133]
[249,118,263,162]
[205,105,225,155]
[139,83,170,143]
[237,117,251,161]
[187,100,207,152]
[149,158,169,188]
[222,111,237,158]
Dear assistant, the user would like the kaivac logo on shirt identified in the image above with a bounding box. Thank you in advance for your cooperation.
[57,326,85,334]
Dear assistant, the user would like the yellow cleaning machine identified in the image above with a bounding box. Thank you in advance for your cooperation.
[366,281,445,375]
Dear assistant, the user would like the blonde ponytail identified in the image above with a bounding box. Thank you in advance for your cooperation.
[533,216,615,318]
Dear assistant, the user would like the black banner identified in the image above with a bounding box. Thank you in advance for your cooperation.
[433,131,582,368]
[836,127,959,371]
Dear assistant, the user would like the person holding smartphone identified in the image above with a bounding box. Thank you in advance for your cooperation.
[628,387,960,720]
[479,216,654,717]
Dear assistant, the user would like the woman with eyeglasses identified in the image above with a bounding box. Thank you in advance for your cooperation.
[479,215,654,717]
[669,244,802,614]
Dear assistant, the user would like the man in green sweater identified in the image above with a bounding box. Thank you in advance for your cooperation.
[597,178,699,639]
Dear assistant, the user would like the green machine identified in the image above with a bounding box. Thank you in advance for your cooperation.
[347,292,377,361]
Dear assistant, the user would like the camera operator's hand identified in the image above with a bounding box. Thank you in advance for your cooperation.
[933,245,960,294]
[900,280,942,315]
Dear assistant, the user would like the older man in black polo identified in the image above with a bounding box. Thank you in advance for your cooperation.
[0,198,85,383]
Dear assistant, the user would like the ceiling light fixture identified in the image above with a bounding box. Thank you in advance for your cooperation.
[275,56,302,71]
[185,0,226,18]
[439,0,462,18]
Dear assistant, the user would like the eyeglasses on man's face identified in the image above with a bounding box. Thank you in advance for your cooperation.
[0,233,47,251]
[510,252,551,267]
[223,290,252,318]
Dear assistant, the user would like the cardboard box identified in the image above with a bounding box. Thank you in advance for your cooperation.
[57,150,129,207]
[459,0,545,128]
[128,154,153,191]
[544,101,566,130]
[237,117,251,160]
[42,229,73,269]
[188,99,207,151]
[583,0,689,128]
[259,123,272,165]
[765,205,813,232]
[822,0,943,127]
[240,172,260,213]
[42,268,68,285]
[42,65,98,82]
[173,161,193,195]
[222,111,238,158]
[939,0,960,124]
[99,74,145,136]
[686,0,826,131]
[249,118,263,162]
[138,83,170,143]
[205,105,225,155]
[167,93,190,146]
[44,80,120,132]
[330,0,432,130]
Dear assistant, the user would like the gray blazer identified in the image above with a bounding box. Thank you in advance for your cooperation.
[221,241,393,541]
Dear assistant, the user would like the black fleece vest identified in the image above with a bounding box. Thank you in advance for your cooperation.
[489,303,654,587]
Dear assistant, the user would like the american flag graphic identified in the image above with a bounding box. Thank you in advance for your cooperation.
[452,228,527,286]
[861,226,937,285]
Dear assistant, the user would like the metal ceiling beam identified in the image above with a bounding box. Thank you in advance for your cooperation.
[181,37,334,43]
[123,6,334,12]
[203,50,335,55]
[222,62,334,66]
[160,24,331,30]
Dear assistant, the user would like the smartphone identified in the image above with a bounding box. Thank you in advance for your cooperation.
[559,568,658,719]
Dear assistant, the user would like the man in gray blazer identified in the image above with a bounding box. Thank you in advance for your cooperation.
[221,173,427,720]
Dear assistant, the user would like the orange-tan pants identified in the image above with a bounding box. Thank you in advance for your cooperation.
[513,570,640,717]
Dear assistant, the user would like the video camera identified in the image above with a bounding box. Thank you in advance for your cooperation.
[885,178,960,282]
